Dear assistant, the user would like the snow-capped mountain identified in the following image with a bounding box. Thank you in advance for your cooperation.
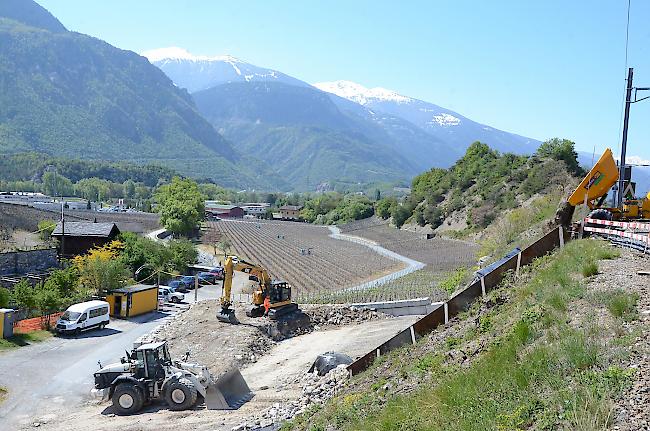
[142,47,308,92]
[313,80,412,105]
[314,80,540,154]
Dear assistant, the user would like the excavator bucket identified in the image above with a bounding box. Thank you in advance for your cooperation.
[204,369,253,410]
[217,309,238,324]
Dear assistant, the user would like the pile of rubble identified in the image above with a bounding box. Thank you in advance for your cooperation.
[302,304,389,328]
[232,365,350,431]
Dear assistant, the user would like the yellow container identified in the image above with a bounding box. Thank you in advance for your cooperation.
[106,285,158,318]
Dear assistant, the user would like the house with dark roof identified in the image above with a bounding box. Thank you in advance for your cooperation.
[279,205,303,221]
[204,203,244,218]
[51,221,120,257]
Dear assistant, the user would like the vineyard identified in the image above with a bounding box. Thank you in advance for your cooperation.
[301,269,450,304]
[203,219,405,296]
[339,217,478,272]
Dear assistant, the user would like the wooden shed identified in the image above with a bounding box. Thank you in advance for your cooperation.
[51,221,120,258]
[106,284,158,318]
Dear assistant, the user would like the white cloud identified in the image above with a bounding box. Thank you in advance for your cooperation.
[619,155,650,166]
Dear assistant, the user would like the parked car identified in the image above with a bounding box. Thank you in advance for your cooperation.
[197,272,216,285]
[158,287,184,303]
[56,300,110,335]
[227,255,239,265]
[179,275,198,289]
[167,280,189,293]
[208,267,225,280]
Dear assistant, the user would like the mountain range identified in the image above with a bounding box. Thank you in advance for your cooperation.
[149,48,542,189]
[0,1,544,192]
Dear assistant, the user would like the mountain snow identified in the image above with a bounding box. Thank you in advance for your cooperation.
[142,47,308,92]
[141,47,241,64]
[430,113,461,126]
[313,80,412,105]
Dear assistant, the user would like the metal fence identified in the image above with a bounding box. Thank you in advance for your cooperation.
[347,226,569,376]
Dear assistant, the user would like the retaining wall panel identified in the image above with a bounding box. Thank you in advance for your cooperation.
[413,304,446,335]
[379,328,413,355]
[447,280,482,317]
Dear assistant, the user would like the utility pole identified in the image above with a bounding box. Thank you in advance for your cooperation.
[617,67,634,207]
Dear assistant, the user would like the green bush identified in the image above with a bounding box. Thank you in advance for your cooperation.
[604,290,638,321]
[581,261,599,277]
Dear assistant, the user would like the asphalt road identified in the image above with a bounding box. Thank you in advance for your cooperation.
[0,277,239,429]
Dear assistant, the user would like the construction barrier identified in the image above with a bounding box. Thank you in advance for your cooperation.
[347,226,570,376]
[583,217,650,254]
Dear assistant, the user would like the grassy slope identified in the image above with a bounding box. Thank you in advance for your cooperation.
[284,239,639,430]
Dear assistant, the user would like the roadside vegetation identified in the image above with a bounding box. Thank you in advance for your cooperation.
[283,239,636,430]
[0,330,52,351]
[5,233,196,330]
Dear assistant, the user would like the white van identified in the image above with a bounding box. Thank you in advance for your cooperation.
[56,300,110,335]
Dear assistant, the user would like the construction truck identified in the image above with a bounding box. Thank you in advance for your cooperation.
[555,148,650,227]
[217,256,300,324]
[92,341,252,414]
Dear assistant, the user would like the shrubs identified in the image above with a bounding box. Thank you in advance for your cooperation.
[581,261,599,277]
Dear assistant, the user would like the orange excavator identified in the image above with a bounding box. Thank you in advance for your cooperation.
[555,148,650,227]
[217,256,299,324]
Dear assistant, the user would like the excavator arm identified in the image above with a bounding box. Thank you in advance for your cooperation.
[217,257,238,324]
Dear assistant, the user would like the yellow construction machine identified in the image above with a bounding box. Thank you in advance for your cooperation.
[555,148,650,227]
[217,256,299,324]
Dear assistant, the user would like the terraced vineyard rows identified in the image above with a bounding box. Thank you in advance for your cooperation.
[204,220,403,295]
[340,217,478,272]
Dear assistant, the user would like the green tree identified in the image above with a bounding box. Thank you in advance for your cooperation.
[34,285,61,329]
[391,205,411,228]
[11,279,36,312]
[155,177,205,236]
[218,238,232,260]
[43,267,79,299]
[42,171,73,197]
[536,138,582,175]
[168,239,198,272]
[376,197,397,219]
[123,179,136,198]
[374,189,381,201]
[37,220,57,242]
[0,287,10,308]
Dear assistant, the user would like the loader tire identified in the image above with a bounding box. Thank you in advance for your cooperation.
[165,378,197,411]
[112,383,144,415]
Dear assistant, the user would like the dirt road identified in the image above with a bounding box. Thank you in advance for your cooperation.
[25,315,417,431]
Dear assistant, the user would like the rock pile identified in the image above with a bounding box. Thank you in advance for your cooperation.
[302,304,388,328]
[231,365,350,431]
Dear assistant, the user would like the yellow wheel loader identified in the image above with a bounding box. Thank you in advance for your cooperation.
[555,148,650,227]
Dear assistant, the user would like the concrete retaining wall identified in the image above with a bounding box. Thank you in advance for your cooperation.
[0,249,58,276]
[351,298,444,316]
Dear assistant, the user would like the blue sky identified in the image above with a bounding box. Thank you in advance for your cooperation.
[39,0,650,161]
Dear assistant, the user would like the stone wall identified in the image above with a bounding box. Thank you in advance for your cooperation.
[0,248,58,276]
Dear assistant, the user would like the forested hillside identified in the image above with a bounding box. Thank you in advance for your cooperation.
[376,139,583,231]
[0,0,252,188]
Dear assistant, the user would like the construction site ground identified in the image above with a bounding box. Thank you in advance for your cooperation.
[8,271,418,431]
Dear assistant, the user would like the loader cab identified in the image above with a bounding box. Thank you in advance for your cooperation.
[134,342,171,379]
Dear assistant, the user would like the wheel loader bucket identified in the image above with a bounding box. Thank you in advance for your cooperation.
[204,368,253,410]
